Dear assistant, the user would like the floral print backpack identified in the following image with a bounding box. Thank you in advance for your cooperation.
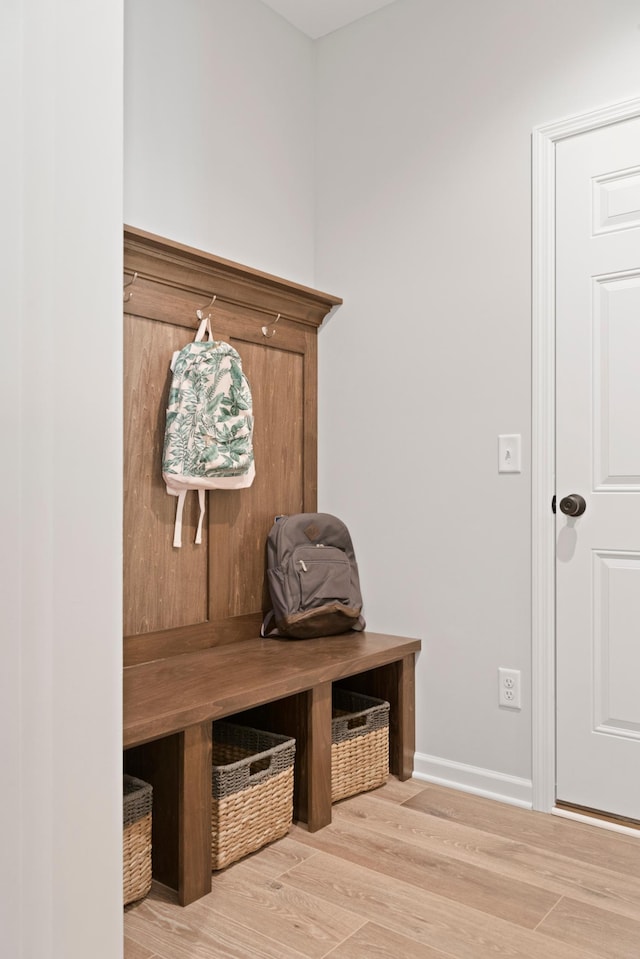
[162,312,255,547]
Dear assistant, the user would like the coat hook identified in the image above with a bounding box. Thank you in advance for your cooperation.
[123,272,138,302]
[262,313,280,338]
[196,293,217,321]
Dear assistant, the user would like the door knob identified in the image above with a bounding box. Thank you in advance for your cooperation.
[559,494,587,517]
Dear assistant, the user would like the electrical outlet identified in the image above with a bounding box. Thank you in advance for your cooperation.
[498,667,521,709]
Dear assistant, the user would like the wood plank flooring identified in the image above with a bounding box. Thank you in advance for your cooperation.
[124,779,640,958]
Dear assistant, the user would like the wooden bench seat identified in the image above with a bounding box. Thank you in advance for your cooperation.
[124,630,421,905]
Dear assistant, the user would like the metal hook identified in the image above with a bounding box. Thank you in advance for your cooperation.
[196,293,217,322]
[262,313,280,338]
[123,272,138,302]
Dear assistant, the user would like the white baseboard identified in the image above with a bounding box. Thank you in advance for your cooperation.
[412,752,533,809]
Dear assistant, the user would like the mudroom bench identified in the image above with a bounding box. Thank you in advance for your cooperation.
[122,229,420,906]
[123,630,420,906]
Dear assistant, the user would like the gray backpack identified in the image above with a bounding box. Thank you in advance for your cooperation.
[261,512,366,639]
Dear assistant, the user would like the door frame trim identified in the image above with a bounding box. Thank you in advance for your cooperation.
[531,96,640,812]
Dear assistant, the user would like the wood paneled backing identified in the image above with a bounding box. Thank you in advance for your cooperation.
[124,225,342,332]
[302,331,318,511]
[124,313,208,636]
[124,615,263,668]
[123,227,332,660]
[123,311,314,643]
[122,274,311,350]
[207,330,308,623]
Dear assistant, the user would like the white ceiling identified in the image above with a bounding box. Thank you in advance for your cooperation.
[259,0,398,39]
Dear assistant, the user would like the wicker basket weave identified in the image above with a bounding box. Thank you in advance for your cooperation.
[123,775,152,906]
[211,722,295,870]
[331,689,390,803]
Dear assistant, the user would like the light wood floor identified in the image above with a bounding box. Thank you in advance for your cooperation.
[124,779,640,958]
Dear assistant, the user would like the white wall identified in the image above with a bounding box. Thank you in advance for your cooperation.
[123,0,640,803]
[315,0,640,799]
[2,1,124,956]
[1,4,23,953]
[125,0,316,286]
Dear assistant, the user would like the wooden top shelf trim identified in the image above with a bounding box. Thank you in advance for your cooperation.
[124,225,342,331]
[123,631,421,749]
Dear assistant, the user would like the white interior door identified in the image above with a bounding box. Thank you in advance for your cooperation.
[555,114,640,820]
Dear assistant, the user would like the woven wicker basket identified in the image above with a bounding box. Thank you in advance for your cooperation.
[331,688,390,803]
[123,775,152,906]
[211,722,295,870]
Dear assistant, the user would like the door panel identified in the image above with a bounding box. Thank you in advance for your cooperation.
[556,115,640,819]
[592,551,640,739]
[593,271,640,488]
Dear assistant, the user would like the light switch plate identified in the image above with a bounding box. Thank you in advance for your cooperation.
[498,434,521,473]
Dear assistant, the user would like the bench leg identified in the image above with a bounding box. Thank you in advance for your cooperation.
[178,723,212,905]
[370,654,416,780]
[392,654,416,780]
[299,682,333,831]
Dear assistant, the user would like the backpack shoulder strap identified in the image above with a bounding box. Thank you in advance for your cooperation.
[260,609,278,638]
[172,488,206,548]
[173,490,187,548]
[194,312,213,342]
[169,318,213,549]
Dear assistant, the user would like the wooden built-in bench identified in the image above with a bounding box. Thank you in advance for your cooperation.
[124,631,420,905]
[122,228,421,906]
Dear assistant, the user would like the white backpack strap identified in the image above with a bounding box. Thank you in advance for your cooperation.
[173,490,206,547]
[173,490,187,548]
[261,609,278,638]
[195,489,206,545]
[194,312,213,342]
